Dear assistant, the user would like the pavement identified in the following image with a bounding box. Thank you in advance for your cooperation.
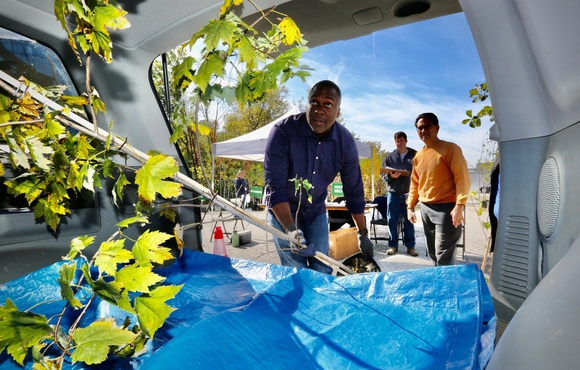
[198,194,492,277]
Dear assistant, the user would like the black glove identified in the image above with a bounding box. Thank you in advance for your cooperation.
[287,224,316,257]
[358,228,374,260]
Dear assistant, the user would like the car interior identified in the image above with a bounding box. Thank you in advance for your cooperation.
[2,0,580,368]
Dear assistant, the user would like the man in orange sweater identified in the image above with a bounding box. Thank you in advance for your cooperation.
[407,112,471,265]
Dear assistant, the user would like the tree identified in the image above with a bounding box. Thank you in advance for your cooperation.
[213,88,291,196]
[0,0,314,367]
[462,82,495,128]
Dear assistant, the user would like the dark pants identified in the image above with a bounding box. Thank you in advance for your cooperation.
[387,193,415,249]
[420,202,463,266]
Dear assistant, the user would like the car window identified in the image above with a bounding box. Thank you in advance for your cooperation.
[0,27,78,96]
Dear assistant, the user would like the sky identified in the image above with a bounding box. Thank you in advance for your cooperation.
[283,12,493,169]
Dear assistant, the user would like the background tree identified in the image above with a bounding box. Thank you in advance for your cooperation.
[213,88,290,197]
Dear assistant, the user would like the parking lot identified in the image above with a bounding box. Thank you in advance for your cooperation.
[197,195,493,277]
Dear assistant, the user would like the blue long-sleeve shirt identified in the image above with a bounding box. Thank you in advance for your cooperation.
[264,113,365,224]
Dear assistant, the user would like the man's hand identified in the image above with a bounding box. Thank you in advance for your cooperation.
[407,208,417,223]
[450,204,465,228]
[287,224,316,256]
[358,229,375,260]
[390,171,401,178]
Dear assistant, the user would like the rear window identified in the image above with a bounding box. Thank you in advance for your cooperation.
[0,26,77,95]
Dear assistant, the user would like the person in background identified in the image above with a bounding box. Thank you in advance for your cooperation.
[407,112,471,266]
[380,131,418,257]
[235,170,248,208]
[264,80,374,273]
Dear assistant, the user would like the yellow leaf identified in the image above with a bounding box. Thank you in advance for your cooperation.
[278,17,302,45]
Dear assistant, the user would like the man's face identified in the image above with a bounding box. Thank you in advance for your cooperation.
[306,86,341,137]
[395,137,408,152]
[415,118,439,143]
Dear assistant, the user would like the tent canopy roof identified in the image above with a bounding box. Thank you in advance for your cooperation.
[212,106,372,162]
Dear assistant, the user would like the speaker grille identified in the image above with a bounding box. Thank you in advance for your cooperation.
[498,215,530,299]
[537,157,560,239]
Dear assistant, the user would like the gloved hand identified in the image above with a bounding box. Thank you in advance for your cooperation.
[287,224,317,257]
[358,228,375,260]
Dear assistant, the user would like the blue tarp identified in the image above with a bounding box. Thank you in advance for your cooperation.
[0,250,495,369]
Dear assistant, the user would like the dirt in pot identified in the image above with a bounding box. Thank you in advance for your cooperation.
[340,252,381,275]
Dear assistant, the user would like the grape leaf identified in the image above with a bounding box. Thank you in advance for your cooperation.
[278,17,302,45]
[65,236,95,260]
[116,215,149,229]
[236,36,258,70]
[134,285,182,338]
[134,154,181,203]
[5,129,29,169]
[81,264,123,305]
[132,230,174,266]
[159,206,176,222]
[116,264,165,293]
[26,137,53,171]
[193,52,226,93]
[219,0,243,15]
[94,239,132,276]
[71,320,137,365]
[200,19,237,51]
[0,299,52,365]
[57,263,83,309]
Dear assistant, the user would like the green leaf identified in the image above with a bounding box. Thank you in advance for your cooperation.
[46,117,66,139]
[66,236,95,260]
[0,299,52,366]
[172,56,196,90]
[117,215,149,229]
[159,206,176,222]
[33,197,69,232]
[117,290,135,315]
[93,3,130,32]
[71,320,137,365]
[81,264,123,305]
[134,154,181,203]
[60,95,89,107]
[102,158,116,178]
[193,52,226,93]
[132,230,174,267]
[75,135,94,160]
[200,18,238,51]
[58,263,83,309]
[7,177,45,204]
[116,264,165,293]
[236,36,258,70]
[134,285,182,338]
[113,172,131,206]
[94,239,132,276]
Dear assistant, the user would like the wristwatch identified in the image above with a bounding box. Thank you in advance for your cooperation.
[358,228,368,236]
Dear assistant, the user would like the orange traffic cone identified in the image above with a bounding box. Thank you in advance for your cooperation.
[212,226,228,257]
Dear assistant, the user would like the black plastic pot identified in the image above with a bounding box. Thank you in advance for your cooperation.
[340,252,381,275]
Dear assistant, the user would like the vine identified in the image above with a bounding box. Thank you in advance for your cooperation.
[0,0,310,367]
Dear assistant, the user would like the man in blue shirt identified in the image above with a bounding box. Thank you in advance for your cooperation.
[380,131,418,256]
[264,80,374,273]
[234,170,248,208]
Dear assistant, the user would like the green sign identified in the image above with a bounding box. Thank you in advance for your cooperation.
[331,182,343,197]
[250,186,263,197]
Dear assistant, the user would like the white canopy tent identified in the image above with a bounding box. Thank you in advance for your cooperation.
[211,106,375,198]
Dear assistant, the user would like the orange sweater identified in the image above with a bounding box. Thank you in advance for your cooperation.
[407,140,470,209]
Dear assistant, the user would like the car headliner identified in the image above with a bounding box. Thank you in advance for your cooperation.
[0,0,461,163]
